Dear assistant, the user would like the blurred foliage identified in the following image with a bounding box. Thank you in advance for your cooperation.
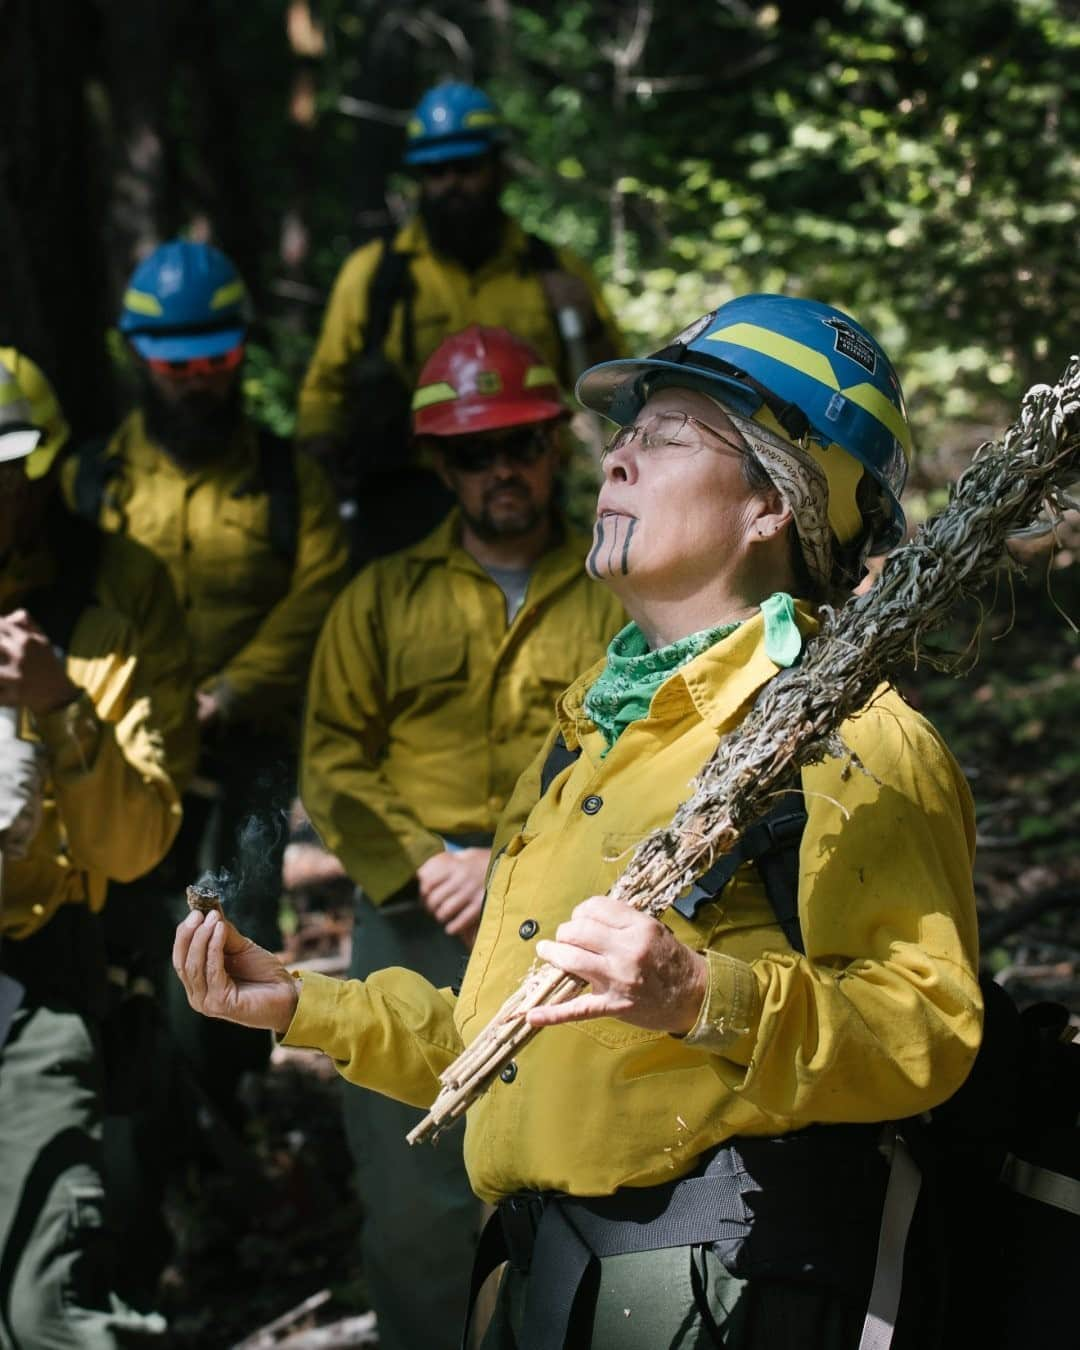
[226,0,1080,484]
[493,0,1078,463]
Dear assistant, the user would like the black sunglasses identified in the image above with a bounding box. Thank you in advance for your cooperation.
[445,427,550,474]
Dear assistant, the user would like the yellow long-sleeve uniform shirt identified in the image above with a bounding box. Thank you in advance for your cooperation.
[301,510,625,903]
[296,216,623,442]
[285,608,982,1202]
[62,413,349,729]
[1,526,196,939]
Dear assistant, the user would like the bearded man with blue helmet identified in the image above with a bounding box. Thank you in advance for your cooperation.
[63,238,348,1297]
[297,81,622,563]
[175,294,980,1349]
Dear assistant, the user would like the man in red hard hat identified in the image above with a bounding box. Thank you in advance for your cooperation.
[299,325,625,1350]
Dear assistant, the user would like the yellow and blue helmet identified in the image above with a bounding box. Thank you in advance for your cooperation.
[404,82,504,167]
[577,294,912,553]
[118,240,248,362]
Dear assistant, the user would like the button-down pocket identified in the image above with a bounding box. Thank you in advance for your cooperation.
[395,635,468,692]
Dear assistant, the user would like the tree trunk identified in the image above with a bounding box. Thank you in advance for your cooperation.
[0,0,114,437]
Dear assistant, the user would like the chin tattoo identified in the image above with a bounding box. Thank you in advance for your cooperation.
[587,515,637,578]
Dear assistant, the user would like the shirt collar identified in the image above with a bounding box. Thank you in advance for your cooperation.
[557,602,819,748]
[403,508,596,607]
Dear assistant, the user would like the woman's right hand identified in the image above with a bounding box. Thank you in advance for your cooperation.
[172,909,300,1036]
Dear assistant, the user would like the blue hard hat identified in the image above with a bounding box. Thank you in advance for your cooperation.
[577,294,912,553]
[404,82,504,166]
[118,240,248,361]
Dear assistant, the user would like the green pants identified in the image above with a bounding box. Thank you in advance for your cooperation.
[482,1244,870,1350]
[0,998,165,1348]
[343,892,481,1350]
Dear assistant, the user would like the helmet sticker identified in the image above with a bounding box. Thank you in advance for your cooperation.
[158,260,185,298]
[823,317,877,375]
[669,311,717,348]
[475,370,503,395]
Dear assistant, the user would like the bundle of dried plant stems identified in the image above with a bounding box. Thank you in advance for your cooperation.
[408,359,1080,1146]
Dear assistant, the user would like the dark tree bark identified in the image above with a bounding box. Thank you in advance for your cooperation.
[96,0,180,296]
[0,0,114,437]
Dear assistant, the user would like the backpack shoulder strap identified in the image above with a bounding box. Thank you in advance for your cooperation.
[25,512,103,653]
[71,435,118,524]
[539,732,582,798]
[256,429,299,564]
[671,789,808,952]
[522,231,559,275]
[364,232,416,366]
[535,708,808,953]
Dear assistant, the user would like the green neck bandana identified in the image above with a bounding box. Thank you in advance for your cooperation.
[582,592,802,753]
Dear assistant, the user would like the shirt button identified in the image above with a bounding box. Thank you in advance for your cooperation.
[488,795,505,813]
[581,794,603,815]
[500,1061,518,1084]
[518,919,538,940]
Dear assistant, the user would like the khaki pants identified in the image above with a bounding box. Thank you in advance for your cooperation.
[0,997,165,1348]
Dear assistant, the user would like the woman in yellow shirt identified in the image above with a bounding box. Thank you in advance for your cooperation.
[174,295,981,1350]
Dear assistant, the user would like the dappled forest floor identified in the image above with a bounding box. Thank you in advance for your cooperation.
[154,526,1079,1350]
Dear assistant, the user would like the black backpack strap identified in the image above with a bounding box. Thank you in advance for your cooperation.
[522,233,572,379]
[363,235,416,366]
[672,789,808,952]
[23,511,102,653]
[255,430,299,564]
[522,232,559,275]
[539,733,581,798]
[71,435,118,524]
[536,702,808,952]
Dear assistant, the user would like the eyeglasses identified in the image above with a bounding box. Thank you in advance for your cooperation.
[446,426,550,474]
[602,411,747,461]
[145,344,245,379]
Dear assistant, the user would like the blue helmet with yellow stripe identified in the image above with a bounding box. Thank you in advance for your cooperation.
[577,294,912,553]
[404,83,504,167]
[118,240,248,362]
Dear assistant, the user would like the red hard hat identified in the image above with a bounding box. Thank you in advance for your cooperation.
[411,325,566,436]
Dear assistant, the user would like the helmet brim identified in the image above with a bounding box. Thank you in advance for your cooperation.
[128,326,246,362]
[576,358,766,426]
[0,427,42,464]
[404,138,495,166]
[416,398,566,437]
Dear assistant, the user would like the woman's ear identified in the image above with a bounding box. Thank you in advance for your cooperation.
[747,485,793,545]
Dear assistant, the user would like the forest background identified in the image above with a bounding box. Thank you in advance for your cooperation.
[4,0,1071,954]
[1,1,1078,1343]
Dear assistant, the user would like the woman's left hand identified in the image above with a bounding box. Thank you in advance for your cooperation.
[529,895,708,1034]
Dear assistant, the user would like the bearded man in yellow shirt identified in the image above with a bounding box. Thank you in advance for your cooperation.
[297,81,622,564]
[176,297,981,1350]
[64,240,348,1118]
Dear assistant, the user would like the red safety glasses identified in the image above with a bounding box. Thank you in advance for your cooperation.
[145,344,245,378]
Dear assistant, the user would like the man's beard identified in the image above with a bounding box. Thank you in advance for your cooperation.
[419,187,505,271]
[139,376,243,471]
[462,478,545,542]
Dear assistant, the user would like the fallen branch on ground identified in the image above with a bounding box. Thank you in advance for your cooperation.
[409,358,1080,1146]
